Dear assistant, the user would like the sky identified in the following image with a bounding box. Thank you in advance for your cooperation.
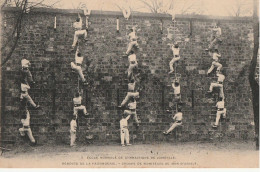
[3,0,256,17]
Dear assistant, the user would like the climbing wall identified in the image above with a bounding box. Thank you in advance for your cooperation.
[1,7,255,145]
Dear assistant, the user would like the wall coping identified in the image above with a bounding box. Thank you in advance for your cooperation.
[2,7,252,21]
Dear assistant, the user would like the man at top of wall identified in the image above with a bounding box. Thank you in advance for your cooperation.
[125,26,139,56]
[72,13,88,49]
[206,22,222,51]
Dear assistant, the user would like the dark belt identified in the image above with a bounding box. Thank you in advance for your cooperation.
[218,108,224,111]
[176,121,182,123]
[22,67,29,70]
[218,82,223,84]
[76,63,82,66]
[74,104,81,107]
[23,126,30,129]
[122,126,128,129]
[175,93,180,96]
[130,61,136,64]
[21,91,27,94]
[128,90,136,93]
[174,55,180,57]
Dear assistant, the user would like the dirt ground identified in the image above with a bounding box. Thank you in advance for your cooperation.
[0,141,259,168]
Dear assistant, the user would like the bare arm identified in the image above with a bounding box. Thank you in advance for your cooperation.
[126,115,131,121]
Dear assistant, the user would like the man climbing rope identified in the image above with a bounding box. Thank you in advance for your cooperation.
[207,70,225,98]
[169,43,180,74]
[71,47,88,85]
[125,26,139,56]
[127,50,138,80]
[72,13,88,49]
[119,79,139,108]
[21,58,35,85]
[207,49,222,75]
[73,92,89,117]
[20,81,40,109]
[124,98,140,127]
[163,107,183,135]
[19,109,37,146]
[212,97,227,128]
[171,78,181,102]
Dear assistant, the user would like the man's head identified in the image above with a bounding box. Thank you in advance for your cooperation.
[174,80,180,87]
[129,50,135,55]
[75,92,80,97]
[177,107,182,112]
[214,49,219,53]
[130,78,135,83]
[219,97,223,101]
[129,28,133,32]
[174,43,179,48]
[76,18,80,22]
[77,52,81,57]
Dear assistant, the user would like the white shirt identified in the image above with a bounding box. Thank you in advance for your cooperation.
[173,112,183,121]
[21,59,30,68]
[217,74,225,82]
[172,47,180,56]
[75,54,83,64]
[70,119,77,132]
[128,54,137,63]
[21,83,30,92]
[129,31,137,41]
[172,83,180,94]
[213,27,221,37]
[212,52,221,61]
[21,110,30,126]
[73,20,82,30]
[216,101,224,109]
[128,101,136,110]
[120,115,130,129]
[73,96,82,105]
[128,82,135,91]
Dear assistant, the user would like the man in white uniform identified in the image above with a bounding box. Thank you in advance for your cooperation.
[73,92,89,117]
[208,71,225,98]
[120,111,132,146]
[207,23,222,50]
[172,79,181,101]
[163,108,183,135]
[127,51,138,80]
[125,26,139,55]
[72,13,88,48]
[207,49,222,75]
[169,43,180,74]
[20,82,40,109]
[71,47,88,85]
[19,109,37,145]
[212,97,227,128]
[21,59,35,85]
[119,80,139,108]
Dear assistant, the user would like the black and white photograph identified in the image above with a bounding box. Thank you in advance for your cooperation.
[0,0,259,168]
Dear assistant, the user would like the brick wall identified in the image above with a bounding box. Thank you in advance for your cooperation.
[1,7,255,145]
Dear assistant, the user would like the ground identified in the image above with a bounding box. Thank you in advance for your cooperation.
[0,141,258,168]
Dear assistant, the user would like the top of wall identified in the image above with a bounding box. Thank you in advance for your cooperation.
[2,7,252,22]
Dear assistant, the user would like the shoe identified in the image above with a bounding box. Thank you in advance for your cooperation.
[83,81,89,85]
[212,124,218,128]
[163,131,169,135]
[121,144,125,147]
[205,48,209,51]
[168,71,174,74]
[126,144,132,146]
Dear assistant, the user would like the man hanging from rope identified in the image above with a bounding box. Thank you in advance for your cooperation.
[207,49,222,76]
[169,42,180,74]
[206,22,222,51]
[207,70,225,99]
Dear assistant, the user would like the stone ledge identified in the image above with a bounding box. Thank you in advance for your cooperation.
[2,7,252,22]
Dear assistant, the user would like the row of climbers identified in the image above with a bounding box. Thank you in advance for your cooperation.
[206,23,227,128]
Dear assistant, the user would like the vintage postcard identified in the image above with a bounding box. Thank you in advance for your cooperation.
[0,0,259,168]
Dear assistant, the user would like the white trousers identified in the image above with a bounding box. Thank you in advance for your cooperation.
[169,56,180,72]
[72,30,87,47]
[124,109,140,124]
[121,92,139,107]
[120,128,129,145]
[70,130,76,146]
[207,61,222,74]
[73,105,87,116]
[126,41,138,54]
[20,93,37,107]
[166,122,182,133]
[71,62,86,82]
[215,108,227,126]
[209,83,224,98]
[19,127,35,143]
